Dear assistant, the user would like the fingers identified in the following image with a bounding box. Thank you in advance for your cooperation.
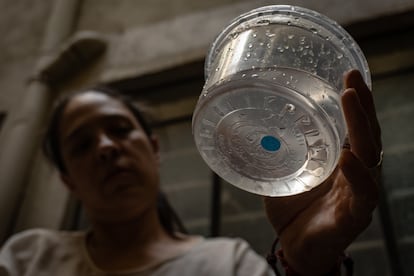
[344,70,382,148]
[339,149,378,215]
[339,149,377,198]
[342,88,379,167]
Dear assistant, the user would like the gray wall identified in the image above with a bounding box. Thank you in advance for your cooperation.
[0,0,53,111]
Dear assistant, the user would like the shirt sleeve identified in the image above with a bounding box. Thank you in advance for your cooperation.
[0,229,59,276]
[0,230,35,276]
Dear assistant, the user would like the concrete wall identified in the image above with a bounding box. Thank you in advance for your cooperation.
[0,0,52,112]
[72,0,414,83]
[0,0,64,233]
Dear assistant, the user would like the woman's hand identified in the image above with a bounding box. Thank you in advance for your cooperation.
[263,70,382,275]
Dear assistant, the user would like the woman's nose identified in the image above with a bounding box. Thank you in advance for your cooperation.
[97,133,120,162]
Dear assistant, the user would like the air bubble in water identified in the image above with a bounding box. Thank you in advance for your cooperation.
[286,103,296,113]
[230,32,239,39]
[257,19,270,25]
[310,28,318,34]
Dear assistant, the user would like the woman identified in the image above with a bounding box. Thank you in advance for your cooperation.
[0,70,381,275]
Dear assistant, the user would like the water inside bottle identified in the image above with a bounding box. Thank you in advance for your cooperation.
[193,67,345,196]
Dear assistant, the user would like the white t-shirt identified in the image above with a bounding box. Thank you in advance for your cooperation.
[0,229,275,276]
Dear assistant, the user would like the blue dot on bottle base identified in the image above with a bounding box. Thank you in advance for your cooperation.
[261,135,281,152]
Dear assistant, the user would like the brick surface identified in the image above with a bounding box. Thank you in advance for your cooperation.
[378,107,414,150]
[382,151,414,191]
[347,243,391,276]
[221,215,276,256]
[400,239,414,276]
[160,150,211,188]
[221,181,265,214]
[164,184,211,222]
[390,194,414,238]
[157,121,196,151]
[374,71,414,112]
[372,70,414,274]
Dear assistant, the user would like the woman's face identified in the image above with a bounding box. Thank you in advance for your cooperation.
[59,91,160,223]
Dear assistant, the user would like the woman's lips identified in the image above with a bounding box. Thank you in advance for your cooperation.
[101,168,138,192]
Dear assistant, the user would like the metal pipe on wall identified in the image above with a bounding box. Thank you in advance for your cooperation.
[0,0,82,243]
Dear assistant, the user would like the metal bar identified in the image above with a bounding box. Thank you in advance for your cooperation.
[377,172,404,276]
[210,172,222,237]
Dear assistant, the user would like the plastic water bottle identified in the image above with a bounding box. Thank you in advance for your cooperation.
[192,5,371,196]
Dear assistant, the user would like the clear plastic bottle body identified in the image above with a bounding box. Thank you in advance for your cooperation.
[192,5,371,196]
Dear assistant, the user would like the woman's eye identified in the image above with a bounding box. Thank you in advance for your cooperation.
[70,138,92,155]
[109,123,133,136]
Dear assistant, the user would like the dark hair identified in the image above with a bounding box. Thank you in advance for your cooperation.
[43,86,187,237]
